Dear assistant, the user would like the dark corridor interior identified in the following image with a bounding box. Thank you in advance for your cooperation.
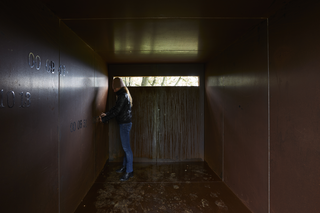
[1,0,320,212]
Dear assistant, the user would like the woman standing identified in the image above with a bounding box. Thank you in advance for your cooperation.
[99,77,133,181]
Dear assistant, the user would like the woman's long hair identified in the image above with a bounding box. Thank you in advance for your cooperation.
[124,87,133,107]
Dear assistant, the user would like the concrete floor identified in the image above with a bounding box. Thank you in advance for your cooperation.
[75,162,251,213]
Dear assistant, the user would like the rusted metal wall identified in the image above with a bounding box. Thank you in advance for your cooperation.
[0,1,108,213]
[269,0,320,212]
[0,2,60,212]
[108,87,201,161]
[205,21,268,213]
[107,64,204,162]
[205,0,320,212]
[93,58,109,178]
[133,87,201,161]
[204,63,224,178]
[157,88,201,160]
[59,22,98,213]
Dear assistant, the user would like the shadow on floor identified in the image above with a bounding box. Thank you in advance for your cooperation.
[75,162,251,213]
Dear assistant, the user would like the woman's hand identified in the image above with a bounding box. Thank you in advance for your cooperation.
[99,113,107,123]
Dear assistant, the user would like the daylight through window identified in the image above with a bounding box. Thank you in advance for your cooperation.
[114,76,199,87]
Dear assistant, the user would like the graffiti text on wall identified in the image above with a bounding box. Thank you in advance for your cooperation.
[0,90,31,108]
[70,119,88,133]
[29,52,67,76]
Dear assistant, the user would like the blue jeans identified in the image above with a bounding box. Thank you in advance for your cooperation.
[119,122,133,173]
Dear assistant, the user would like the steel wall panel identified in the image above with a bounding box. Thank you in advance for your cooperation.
[62,14,265,64]
[0,1,109,213]
[93,56,109,177]
[40,0,293,19]
[205,21,268,213]
[59,22,96,213]
[108,63,204,76]
[204,62,224,178]
[269,0,320,212]
[129,88,157,160]
[0,1,60,212]
[108,87,202,162]
[157,87,201,160]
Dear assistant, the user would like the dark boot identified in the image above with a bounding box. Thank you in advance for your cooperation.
[115,166,126,173]
[120,172,134,181]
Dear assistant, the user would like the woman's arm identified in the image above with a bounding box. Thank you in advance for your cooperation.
[100,94,126,123]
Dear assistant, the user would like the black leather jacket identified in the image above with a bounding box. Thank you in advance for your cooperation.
[102,88,132,124]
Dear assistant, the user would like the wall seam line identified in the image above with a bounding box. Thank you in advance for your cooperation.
[93,54,96,180]
[58,19,61,213]
[267,18,271,213]
[222,107,225,181]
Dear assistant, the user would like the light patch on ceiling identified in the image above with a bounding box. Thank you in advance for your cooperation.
[113,21,199,55]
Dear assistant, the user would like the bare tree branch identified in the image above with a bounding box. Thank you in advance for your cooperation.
[128,77,132,86]
[174,76,182,86]
[151,77,157,86]
[161,77,166,86]
[141,77,149,86]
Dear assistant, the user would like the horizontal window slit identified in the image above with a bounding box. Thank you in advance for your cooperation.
[114,76,199,87]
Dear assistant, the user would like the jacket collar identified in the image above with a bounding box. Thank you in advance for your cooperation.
[116,87,126,96]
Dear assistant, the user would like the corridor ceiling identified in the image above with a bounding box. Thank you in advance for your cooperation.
[40,0,291,63]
